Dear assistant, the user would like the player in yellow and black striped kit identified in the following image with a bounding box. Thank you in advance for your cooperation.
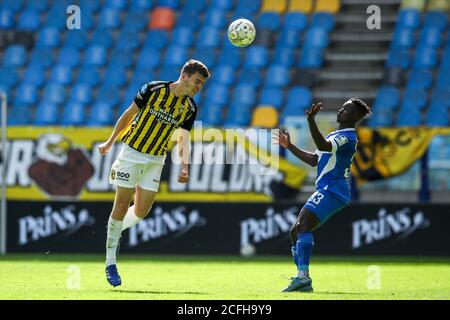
[97,60,210,287]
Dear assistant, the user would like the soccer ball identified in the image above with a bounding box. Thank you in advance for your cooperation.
[240,244,256,257]
[227,18,256,47]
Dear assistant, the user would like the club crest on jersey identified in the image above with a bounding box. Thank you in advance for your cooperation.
[334,135,348,146]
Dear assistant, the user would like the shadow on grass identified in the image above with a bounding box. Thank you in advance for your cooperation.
[113,289,208,295]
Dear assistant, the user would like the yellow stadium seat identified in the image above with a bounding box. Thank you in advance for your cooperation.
[428,0,449,11]
[315,0,340,13]
[288,0,313,13]
[251,106,279,128]
[401,0,425,11]
[261,0,287,13]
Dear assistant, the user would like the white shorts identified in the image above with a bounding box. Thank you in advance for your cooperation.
[109,143,166,192]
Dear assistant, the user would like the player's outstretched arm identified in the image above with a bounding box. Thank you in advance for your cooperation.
[306,103,332,152]
[98,102,139,155]
[273,129,318,167]
[177,128,190,183]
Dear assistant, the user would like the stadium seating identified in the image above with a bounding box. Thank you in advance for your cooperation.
[288,0,313,13]
[251,106,279,128]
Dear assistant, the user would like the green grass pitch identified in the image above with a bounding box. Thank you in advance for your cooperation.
[0,254,449,300]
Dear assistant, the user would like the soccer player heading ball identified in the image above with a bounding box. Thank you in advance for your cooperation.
[98,60,210,287]
[274,99,371,292]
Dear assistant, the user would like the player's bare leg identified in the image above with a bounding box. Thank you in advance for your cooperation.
[105,186,134,287]
[121,186,157,231]
[283,208,320,292]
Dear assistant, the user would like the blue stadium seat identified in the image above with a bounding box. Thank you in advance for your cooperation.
[42,83,66,104]
[418,27,442,48]
[15,83,39,105]
[367,111,394,127]
[123,12,148,31]
[45,8,66,29]
[157,0,180,9]
[58,47,81,68]
[192,49,217,69]
[373,86,400,111]
[283,12,308,31]
[224,104,251,127]
[23,66,46,88]
[423,11,448,31]
[2,45,26,67]
[34,103,59,126]
[272,47,296,67]
[311,12,335,32]
[104,67,128,87]
[116,29,141,51]
[0,8,15,29]
[276,29,301,48]
[51,65,73,85]
[109,0,128,9]
[27,0,49,12]
[396,109,421,126]
[406,69,433,90]
[79,0,101,13]
[64,30,89,49]
[435,70,450,89]
[96,85,121,106]
[0,67,19,88]
[110,49,134,69]
[203,9,226,28]
[196,27,221,49]
[258,12,281,31]
[171,27,194,48]
[231,84,256,106]
[84,45,107,67]
[204,85,229,106]
[265,65,290,87]
[401,89,428,111]
[1,0,24,12]
[8,106,32,125]
[70,84,92,105]
[213,65,235,87]
[182,0,208,14]
[79,10,95,30]
[30,48,53,68]
[397,9,420,29]
[36,27,60,48]
[61,101,86,126]
[425,106,449,127]
[136,48,160,68]
[243,46,268,69]
[17,9,41,30]
[234,0,261,15]
[143,30,169,49]
[198,102,223,127]
[430,88,450,107]
[130,0,154,11]
[386,49,411,69]
[303,28,329,49]
[286,86,312,111]
[239,68,263,88]
[87,102,114,126]
[212,0,233,10]
[98,8,122,29]
[159,66,179,81]
[299,48,324,68]
[391,28,415,49]
[412,47,438,69]
[176,11,201,30]
[259,88,284,110]
[219,47,242,68]
[91,29,114,48]
[77,67,100,86]
[163,46,187,67]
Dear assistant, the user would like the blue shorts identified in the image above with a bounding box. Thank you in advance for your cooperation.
[303,189,348,225]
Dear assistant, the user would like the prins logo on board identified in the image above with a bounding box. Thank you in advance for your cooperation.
[352,207,431,249]
[18,205,95,245]
[28,133,94,198]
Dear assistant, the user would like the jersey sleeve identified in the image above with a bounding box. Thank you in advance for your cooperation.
[327,134,356,153]
[133,83,152,109]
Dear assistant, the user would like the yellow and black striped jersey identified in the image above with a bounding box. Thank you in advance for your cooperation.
[120,81,197,156]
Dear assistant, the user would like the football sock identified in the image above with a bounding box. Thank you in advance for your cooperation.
[296,232,314,277]
[291,245,299,268]
[106,217,123,267]
[121,205,141,231]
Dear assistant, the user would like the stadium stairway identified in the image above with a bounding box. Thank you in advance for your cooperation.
[314,0,401,111]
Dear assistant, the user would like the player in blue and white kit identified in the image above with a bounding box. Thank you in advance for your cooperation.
[274,98,371,292]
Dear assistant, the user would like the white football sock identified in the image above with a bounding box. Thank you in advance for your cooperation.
[106,217,123,267]
[297,269,309,278]
[121,205,142,231]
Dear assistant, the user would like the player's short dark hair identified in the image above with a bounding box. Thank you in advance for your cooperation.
[349,97,371,118]
[181,59,210,78]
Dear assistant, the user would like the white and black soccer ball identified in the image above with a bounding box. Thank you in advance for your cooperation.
[227,18,256,47]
